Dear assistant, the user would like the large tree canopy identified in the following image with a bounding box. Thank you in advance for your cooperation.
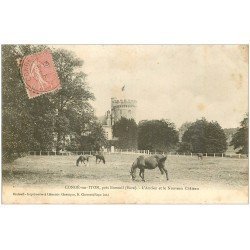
[230,114,248,154]
[79,120,108,151]
[112,117,138,150]
[2,45,106,161]
[182,118,227,153]
[178,122,192,142]
[138,119,179,152]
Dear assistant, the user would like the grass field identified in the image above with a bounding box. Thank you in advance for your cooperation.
[2,153,249,189]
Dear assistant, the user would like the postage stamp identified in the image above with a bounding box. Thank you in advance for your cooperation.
[20,50,61,98]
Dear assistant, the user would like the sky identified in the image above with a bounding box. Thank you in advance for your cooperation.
[53,45,248,128]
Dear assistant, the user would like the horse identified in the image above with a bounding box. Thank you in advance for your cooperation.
[197,153,203,160]
[76,155,90,166]
[130,154,168,182]
[95,152,105,164]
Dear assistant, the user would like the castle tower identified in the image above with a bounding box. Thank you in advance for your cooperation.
[106,110,111,126]
[111,97,137,125]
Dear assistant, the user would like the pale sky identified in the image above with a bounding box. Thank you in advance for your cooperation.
[52,45,248,128]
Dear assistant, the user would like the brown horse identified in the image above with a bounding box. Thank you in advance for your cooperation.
[76,155,90,166]
[95,152,105,164]
[130,154,168,182]
[197,153,203,160]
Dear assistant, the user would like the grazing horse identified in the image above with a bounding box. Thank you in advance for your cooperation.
[130,154,168,182]
[76,155,90,166]
[95,152,105,164]
[197,153,203,160]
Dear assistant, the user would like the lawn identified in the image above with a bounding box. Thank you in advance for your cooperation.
[2,153,248,189]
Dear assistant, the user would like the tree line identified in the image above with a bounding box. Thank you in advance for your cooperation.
[112,115,248,155]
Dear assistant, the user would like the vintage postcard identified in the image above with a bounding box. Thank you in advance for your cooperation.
[1,45,248,204]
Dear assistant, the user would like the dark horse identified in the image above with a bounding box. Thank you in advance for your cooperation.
[130,154,168,182]
[197,153,203,160]
[95,152,105,164]
[76,155,90,166]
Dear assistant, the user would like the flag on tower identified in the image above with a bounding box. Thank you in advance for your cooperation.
[122,85,125,91]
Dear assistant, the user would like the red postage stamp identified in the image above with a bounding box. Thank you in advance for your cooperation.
[20,50,61,98]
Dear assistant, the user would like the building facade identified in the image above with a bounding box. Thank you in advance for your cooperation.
[111,97,137,125]
[100,97,137,140]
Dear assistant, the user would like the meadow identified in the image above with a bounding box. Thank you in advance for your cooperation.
[2,153,248,189]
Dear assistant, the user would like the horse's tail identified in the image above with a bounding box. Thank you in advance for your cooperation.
[102,156,106,164]
[76,157,79,166]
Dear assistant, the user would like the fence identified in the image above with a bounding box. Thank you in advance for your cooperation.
[167,152,248,159]
[28,150,248,159]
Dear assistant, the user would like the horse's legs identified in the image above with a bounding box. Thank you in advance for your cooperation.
[161,166,169,180]
[141,169,145,182]
[139,169,145,182]
[139,169,143,179]
[159,167,164,174]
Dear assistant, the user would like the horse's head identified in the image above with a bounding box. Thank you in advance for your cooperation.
[130,169,136,181]
[130,162,137,181]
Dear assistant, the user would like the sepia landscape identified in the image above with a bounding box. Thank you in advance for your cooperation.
[1,45,248,204]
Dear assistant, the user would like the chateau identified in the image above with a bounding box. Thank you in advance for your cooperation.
[99,97,137,140]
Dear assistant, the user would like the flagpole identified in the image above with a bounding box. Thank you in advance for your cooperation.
[121,84,125,99]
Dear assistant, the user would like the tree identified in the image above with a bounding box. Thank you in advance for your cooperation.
[112,117,138,150]
[138,119,179,152]
[2,45,46,160]
[79,120,108,151]
[177,142,193,153]
[2,107,36,160]
[178,122,192,142]
[51,49,95,150]
[230,114,248,154]
[182,118,227,153]
[2,45,96,161]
